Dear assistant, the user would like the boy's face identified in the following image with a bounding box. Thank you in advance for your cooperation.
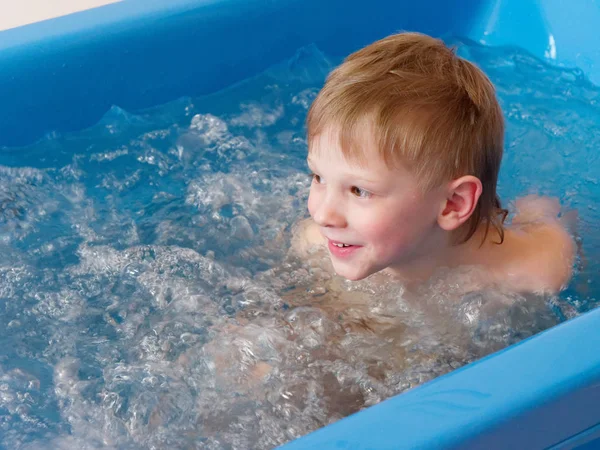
[307,126,446,281]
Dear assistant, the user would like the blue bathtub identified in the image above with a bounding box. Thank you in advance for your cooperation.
[1,0,599,448]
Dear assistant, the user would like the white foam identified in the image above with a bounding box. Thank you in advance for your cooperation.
[230,103,284,128]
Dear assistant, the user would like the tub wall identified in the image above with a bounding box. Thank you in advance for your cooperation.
[0,0,482,147]
[2,0,599,148]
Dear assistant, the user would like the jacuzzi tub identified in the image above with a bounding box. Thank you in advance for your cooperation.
[1,1,599,448]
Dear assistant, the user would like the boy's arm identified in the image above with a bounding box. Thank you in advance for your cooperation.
[512,195,577,293]
[531,223,576,293]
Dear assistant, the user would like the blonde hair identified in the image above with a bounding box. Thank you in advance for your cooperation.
[306,32,508,244]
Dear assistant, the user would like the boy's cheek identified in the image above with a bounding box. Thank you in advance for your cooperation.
[367,220,414,252]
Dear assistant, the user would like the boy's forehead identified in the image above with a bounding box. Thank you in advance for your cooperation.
[308,124,379,167]
[307,124,418,183]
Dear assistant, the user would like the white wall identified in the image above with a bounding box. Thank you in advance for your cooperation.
[0,0,122,31]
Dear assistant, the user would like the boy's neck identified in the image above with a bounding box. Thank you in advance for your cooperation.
[384,223,502,288]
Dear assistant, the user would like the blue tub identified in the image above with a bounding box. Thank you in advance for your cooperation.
[1,1,599,448]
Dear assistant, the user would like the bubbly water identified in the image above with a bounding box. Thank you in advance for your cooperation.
[0,39,597,449]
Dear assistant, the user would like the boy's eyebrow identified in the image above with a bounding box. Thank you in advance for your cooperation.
[352,175,382,186]
[306,158,382,186]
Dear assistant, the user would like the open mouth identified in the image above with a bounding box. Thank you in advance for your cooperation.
[332,242,352,248]
[327,239,361,258]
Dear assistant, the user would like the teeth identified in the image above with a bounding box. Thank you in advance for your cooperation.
[333,243,350,248]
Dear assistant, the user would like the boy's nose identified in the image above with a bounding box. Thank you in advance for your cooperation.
[311,196,347,228]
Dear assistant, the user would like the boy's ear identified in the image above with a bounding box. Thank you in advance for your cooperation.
[437,176,483,231]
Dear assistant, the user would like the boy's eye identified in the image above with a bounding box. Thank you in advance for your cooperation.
[351,186,371,198]
[310,173,322,184]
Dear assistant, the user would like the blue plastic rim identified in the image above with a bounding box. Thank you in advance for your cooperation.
[1,1,599,449]
[4,0,600,149]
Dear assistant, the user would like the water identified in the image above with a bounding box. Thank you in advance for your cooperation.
[0,40,598,449]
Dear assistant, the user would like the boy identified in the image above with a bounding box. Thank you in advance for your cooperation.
[293,32,575,294]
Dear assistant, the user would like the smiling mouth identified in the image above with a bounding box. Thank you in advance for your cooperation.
[328,239,362,251]
[332,242,352,248]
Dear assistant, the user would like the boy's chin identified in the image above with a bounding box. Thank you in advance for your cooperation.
[331,261,374,281]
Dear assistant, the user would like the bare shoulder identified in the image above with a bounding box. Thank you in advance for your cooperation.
[289,218,326,257]
[504,196,577,294]
[528,221,575,291]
